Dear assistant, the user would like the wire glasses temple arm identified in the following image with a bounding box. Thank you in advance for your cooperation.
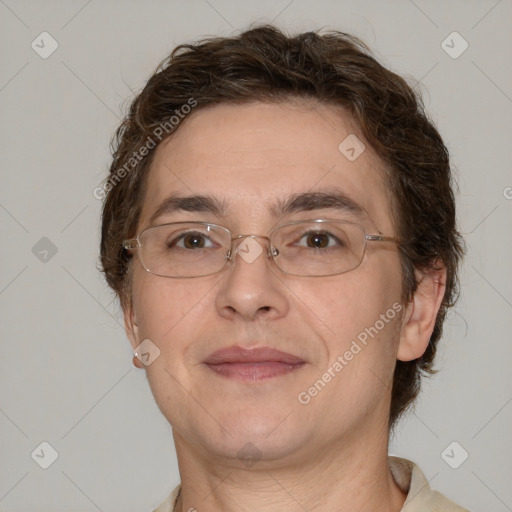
[365,234,398,243]
[123,239,139,250]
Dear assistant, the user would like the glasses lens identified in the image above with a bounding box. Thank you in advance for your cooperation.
[139,223,230,277]
[271,221,365,276]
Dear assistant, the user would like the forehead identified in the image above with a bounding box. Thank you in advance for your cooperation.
[138,100,393,232]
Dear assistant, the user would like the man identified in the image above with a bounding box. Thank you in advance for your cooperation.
[99,25,467,511]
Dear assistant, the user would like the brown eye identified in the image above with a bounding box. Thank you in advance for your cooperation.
[168,232,215,250]
[296,230,342,249]
[306,233,330,248]
[182,234,206,249]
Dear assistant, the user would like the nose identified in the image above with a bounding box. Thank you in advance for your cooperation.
[214,234,289,322]
[228,234,274,264]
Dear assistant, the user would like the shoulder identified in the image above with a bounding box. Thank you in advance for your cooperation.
[152,484,181,512]
[389,456,469,512]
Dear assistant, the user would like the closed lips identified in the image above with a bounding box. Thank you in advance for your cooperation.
[204,346,305,365]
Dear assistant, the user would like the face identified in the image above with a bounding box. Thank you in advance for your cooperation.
[124,100,408,467]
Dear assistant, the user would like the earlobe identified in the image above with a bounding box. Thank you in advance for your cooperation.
[397,262,447,362]
[123,305,144,369]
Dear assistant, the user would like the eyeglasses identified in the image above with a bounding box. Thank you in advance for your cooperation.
[123,219,398,278]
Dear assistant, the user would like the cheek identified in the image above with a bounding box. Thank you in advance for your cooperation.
[129,273,205,404]
[290,257,403,360]
[131,270,191,341]
[303,268,400,327]
[131,269,226,349]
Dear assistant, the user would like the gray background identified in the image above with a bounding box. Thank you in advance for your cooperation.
[1,0,511,510]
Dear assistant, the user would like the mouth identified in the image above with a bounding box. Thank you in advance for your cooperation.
[203,346,306,382]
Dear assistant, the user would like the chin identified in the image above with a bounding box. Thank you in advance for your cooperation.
[173,407,311,462]
[203,429,311,468]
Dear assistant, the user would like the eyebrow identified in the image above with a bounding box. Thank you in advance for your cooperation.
[148,189,366,226]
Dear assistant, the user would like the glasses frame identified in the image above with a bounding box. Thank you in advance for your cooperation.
[122,219,398,279]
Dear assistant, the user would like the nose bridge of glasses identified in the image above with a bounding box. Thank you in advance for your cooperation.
[229,234,274,260]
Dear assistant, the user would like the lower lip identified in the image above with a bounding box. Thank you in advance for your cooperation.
[205,361,305,381]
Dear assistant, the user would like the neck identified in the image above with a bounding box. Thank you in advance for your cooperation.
[171,427,406,512]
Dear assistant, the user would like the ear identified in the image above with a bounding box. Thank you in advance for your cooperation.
[123,304,144,369]
[397,261,447,362]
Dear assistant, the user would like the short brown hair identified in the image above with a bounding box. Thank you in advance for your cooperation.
[99,24,464,426]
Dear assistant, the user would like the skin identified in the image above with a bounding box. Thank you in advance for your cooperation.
[123,100,446,512]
